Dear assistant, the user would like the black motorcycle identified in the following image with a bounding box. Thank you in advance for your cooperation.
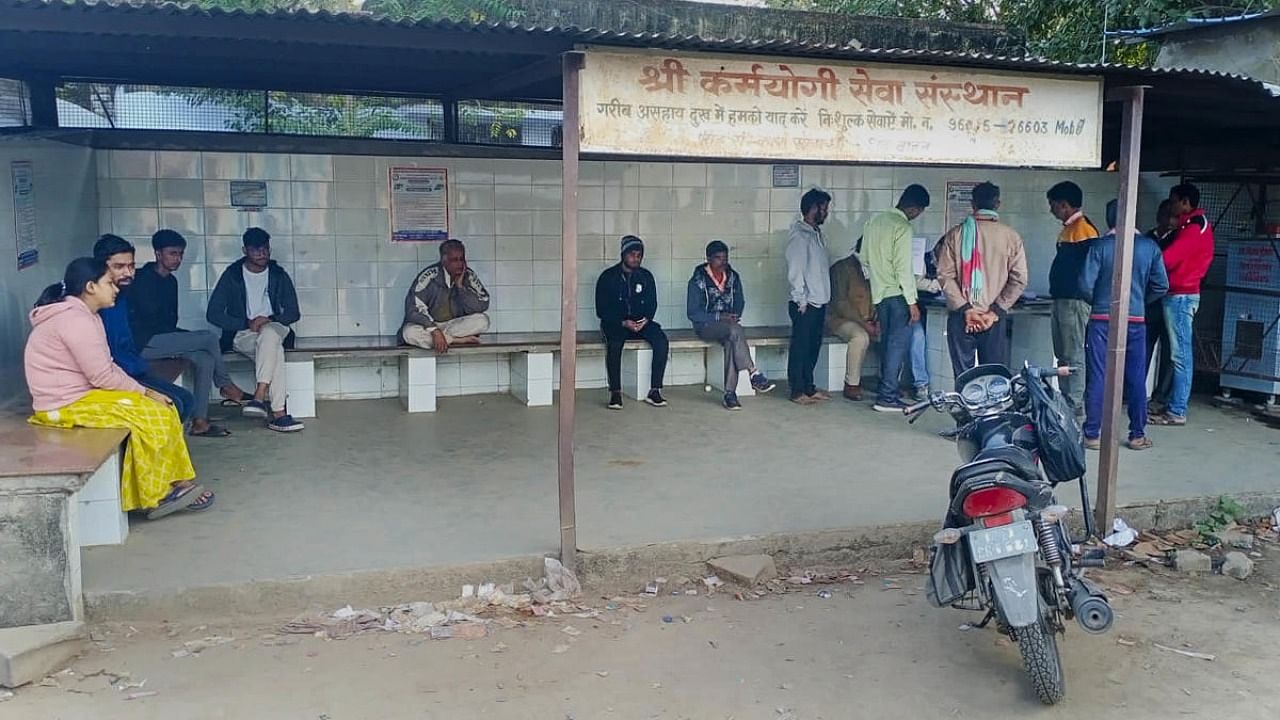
[903,363,1112,705]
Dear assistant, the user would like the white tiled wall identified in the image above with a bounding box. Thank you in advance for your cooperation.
[97,148,1160,399]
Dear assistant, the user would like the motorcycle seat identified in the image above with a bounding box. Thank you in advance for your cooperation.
[951,446,1041,488]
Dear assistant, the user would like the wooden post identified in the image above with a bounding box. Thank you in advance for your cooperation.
[1095,86,1146,531]
[557,52,585,570]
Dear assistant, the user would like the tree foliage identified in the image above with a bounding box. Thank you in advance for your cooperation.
[768,0,1280,65]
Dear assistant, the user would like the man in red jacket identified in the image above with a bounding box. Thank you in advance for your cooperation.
[1151,183,1215,427]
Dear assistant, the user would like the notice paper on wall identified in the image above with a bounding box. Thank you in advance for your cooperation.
[912,236,927,276]
[389,167,449,242]
[944,180,980,232]
[11,160,38,270]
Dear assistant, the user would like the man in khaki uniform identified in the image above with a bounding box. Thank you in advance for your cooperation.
[936,181,1029,376]
[826,249,878,401]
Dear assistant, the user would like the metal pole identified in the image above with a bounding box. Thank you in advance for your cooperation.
[1095,85,1146,531]
[557,51,585,571]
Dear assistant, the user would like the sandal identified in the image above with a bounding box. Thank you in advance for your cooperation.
[146,483,206,520]
[219,398,247,408]
[1127,437,1154,451]
[188,423,231,438]
[1148,413,1187,426]
[184,489,216,512]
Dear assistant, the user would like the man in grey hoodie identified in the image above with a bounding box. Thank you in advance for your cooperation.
[785,188,833,404]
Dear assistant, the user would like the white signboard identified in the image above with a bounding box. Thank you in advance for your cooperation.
[11,160,37,270]
[389,167,449,242]
[580,50,1103,169]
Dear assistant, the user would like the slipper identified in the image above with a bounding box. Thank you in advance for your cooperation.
[183,489,216,512]
[1148,413,1187,426]
[188,423,231,438]
[1126,437,1154,451]
[146,483,206,520]
[219,398,247,408]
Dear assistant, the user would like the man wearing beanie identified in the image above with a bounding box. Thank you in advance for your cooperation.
[595,235,669,409]
[687,240,775,410]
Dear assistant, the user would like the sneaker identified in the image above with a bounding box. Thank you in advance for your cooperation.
[607,392,624,410]
[241,399,269,419]
[912,385,931,403]
[872,399,908,413]
[645,389,669,407]
[1084,437,1101,451]
[268,414,305,433]
[749,373,776,394]
[723,392,742,411]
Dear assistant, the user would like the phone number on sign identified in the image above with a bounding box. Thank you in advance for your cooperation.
[948,118,1052,135]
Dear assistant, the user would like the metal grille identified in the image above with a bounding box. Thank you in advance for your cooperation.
[1198,181,1264,240]
[457,99,562,147]
[57,83,445,140]
[0,78,30,127]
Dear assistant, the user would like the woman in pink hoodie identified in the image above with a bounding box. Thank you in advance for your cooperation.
[25,257,212,519]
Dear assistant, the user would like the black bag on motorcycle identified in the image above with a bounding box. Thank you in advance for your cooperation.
[926,541,974,608]
[1023,371,1087,484]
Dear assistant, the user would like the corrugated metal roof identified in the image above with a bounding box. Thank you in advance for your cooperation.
[1,0,1277,99]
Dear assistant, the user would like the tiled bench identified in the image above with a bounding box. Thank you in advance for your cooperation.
[222,329,847,415]
[0,416,130,628]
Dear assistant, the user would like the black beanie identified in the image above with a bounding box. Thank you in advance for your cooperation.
[620,235,644,257]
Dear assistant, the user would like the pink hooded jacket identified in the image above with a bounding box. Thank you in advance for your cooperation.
[24,296,146,412]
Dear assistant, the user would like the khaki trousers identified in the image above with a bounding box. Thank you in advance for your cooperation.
[232,322,290,412]
[828,319,871,387]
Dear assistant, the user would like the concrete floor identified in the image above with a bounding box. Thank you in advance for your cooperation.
[83,389,1280,595]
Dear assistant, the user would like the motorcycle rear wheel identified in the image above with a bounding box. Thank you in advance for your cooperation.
[1011,616,1065,704]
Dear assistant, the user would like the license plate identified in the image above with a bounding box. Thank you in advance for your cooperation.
[968,520,1037,564]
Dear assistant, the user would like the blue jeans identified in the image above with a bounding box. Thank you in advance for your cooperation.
[910,320,929,390]
[137,374,194,424]
[1163,294,1199,418]
[875,296,913,404]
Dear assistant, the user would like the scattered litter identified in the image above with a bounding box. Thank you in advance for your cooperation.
[1103,518,1138,548]
[595,671,610,678]
[561,625,582,637]
[684,589,698,596]
[461,585,476,599]
[124,691,158,701]
[1154,643,1216,661]
[1182,688,1193,697]
[650,683,662,689]
[430,623,487,641]
[552,644,571,654]
[1117,638,1137,647]
[816,590,832,599]
[703,576,725,589]
[172,635,235,657]
[708,640,718,649]
[491,642,509,653]
[524,557,582,604]
[958,624,973,631]
[780,682,794,690]
[0,690,13,702]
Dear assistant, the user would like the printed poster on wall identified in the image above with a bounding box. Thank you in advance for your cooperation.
[11,160,37,270]
[389,167,449,242]
[945,180,981,232]
[580,50,1103,168]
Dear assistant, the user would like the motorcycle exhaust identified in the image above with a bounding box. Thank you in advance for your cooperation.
[1070,589,1114,634]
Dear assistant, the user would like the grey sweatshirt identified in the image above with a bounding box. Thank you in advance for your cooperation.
[785,219,831,307]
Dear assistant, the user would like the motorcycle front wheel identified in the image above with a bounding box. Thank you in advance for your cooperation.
[1011,615,1065,705]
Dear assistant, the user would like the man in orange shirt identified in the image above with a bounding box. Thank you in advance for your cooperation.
[1046,181,1100,413]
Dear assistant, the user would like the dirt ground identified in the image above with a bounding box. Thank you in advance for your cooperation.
[6,557,1278,720]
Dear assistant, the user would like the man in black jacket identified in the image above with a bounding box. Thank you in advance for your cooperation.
[595,235,669,410]
[206,227,304,432]
[131,229,248,437]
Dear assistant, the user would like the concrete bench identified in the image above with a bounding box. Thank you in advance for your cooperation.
[223,328,847,415]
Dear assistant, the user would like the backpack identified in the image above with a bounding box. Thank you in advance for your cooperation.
[1023,369,1087,484]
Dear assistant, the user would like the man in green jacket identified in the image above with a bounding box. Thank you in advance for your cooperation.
[863,184,931,412]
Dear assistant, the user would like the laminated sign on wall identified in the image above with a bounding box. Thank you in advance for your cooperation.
[11,160,37,270]
[580,50,1103,169]
[389,167,449,242]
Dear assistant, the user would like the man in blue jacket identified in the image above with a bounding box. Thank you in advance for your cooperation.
[686,240,774,410]
[595,235,668,410]
[1079,200,1169,451]
[92,234,195,424]
[206,227,303,433]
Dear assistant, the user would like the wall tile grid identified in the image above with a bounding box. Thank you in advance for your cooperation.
[99,149,1159,399]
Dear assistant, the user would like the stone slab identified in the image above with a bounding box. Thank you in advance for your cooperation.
[707,554,778,586]
[0,621,85,688]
